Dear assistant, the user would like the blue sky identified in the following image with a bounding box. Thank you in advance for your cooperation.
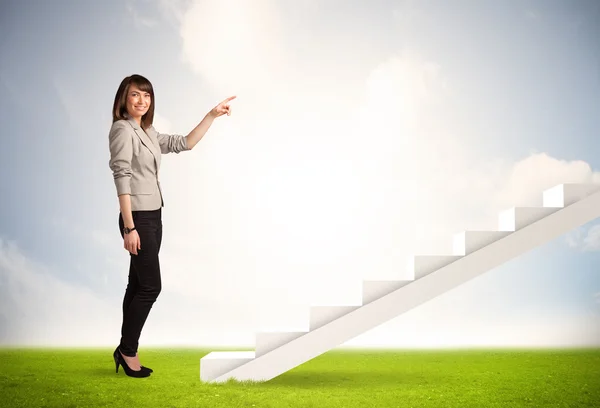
[0,0,599,348]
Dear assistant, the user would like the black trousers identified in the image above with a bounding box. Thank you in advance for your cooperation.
[117,208,162,357]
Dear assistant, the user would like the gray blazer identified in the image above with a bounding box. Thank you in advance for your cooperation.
[108,114,190,211]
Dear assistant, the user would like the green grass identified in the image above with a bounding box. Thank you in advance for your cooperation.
[1,347,599,407]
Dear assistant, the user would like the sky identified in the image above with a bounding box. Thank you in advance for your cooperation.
[0,0,599,350]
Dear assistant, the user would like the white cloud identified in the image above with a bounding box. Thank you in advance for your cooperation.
[0,236,118,346]
[0,234,262,347]
[126,0,159,28]
[155,0,195,30]
[581,224,600,252]
[157,0,191,20]
[176,0,371,122]
[567,223,600,252]
[498,153,600,207]
[566,228,582,248]
[178,0,289,99]
[351,52,600,254]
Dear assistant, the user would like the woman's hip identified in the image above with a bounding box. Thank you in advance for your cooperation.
[118,208,162,238]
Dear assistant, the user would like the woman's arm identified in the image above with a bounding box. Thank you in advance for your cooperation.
[183,96,237,150]
[108,121,141,254]
[154,95,236,153]
[109,122,133,194]
[118,194,134,229]
[108,121,135,229]
[185,111,216,150]
[152,113,214,154]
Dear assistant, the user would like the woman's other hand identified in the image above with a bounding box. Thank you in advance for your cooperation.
[124,230,141,255]
[210,96,236,118]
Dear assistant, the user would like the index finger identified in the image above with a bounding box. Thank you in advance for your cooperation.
[223,95,237,103]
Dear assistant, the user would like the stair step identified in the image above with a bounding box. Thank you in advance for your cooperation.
[309,306,360,331]
[362,280,412,305]
[498,207,559,231]
[543,183,600,207]
[452,231,512,255]
[409,255,462,279]
[200,351,255,382]
[255,331,307,357]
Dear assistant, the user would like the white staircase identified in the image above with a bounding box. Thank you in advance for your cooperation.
[200,183,600,383]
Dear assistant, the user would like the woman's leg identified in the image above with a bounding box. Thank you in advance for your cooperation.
[118,209,162,358]
[121,258,139,339]
[118,214,141,333]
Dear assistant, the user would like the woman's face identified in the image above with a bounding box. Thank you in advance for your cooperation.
[126,84,151,119]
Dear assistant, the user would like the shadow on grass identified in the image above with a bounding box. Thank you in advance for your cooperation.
[64,366,153,379]
[89,367,126,378]
[209,370,446,389]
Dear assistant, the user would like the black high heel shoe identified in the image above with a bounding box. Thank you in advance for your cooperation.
[112,347,154,373]
[113,347,152,378]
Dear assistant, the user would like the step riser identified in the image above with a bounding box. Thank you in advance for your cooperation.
[411,256,462,279]
[362,281,411,305]
[255,332,306,357]
[201,355,254,382]
[207,189,600,382]
[543,183,600,207]
[309,306,359,331]
[453,231,512,255]
[498,207,559,231]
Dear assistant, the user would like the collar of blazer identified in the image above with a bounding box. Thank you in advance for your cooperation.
[123,113,160,170]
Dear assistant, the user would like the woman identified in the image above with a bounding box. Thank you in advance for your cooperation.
[108,74,235,378]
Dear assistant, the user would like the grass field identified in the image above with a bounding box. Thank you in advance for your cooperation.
[1,347,599,407]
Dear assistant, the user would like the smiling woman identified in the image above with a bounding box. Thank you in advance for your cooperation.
[107,73,236,378]
[112,75,155,130]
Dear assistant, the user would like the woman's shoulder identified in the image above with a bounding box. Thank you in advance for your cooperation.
[110,119,135,133]
[108,120,135,142]
[111,118,129,127]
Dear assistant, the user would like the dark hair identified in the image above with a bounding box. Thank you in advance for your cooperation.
[112,74,155,130]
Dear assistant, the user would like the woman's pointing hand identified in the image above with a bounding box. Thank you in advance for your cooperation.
[210,95,236,118]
